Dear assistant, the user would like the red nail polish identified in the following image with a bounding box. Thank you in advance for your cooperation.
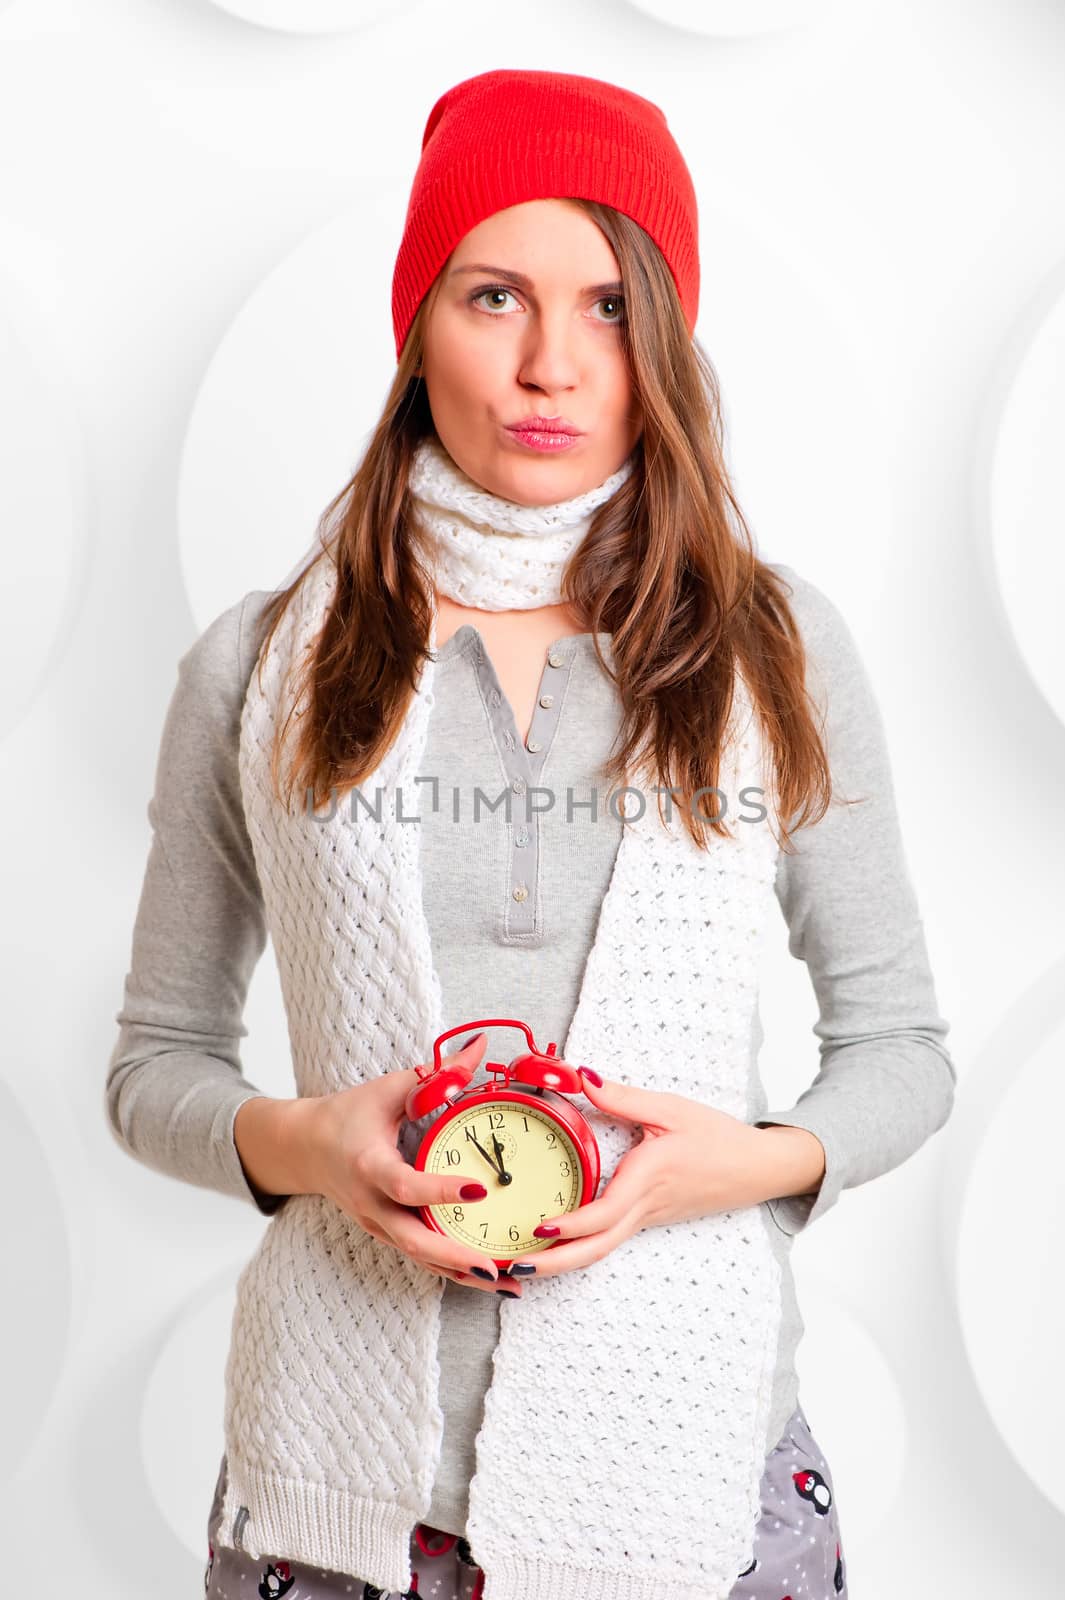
[533,1224,560,1238]
[460,1183,488,1200]
[580,1066,603,1087]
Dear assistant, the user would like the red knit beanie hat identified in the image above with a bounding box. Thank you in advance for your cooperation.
[391,69,700,361]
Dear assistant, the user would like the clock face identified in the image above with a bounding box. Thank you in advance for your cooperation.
[424,1096,584,1257]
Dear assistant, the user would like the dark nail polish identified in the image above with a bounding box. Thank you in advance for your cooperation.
[496,1286,520,1297]
[509,1263,536,1275]
[470,1267,496,1281]
[533,1224,560,1238]
[460,1183,488,1200]
[579,1065,603,1087]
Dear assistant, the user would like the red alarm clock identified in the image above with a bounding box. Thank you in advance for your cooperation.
[405,1018,602,1269]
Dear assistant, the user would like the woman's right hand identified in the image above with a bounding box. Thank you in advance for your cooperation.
[301,1033,524,1297]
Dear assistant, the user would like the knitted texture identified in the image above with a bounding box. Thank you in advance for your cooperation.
[228,551,785,1600]
[409,432,637,609]
[391,68,700,359]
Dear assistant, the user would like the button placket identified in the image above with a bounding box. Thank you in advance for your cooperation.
[525,644,569,771]
[467,631,575,942]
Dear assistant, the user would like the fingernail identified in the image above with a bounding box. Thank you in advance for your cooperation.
[509,1263,537,1275]
[580,1065,603,1087]
[496,1286,520,1297]
[460,1183,488,1200]
[533,1224,560,1238]
[461,1031,486,1047]
[470,1267,496,1281]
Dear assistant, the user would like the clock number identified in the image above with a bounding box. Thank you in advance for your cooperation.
[554,1191,564,1206]
[488,1110,504,1129]
[463,1125,479,1142]
[508,1224,520,1242]
[545,1130,556,1148]
[480,1223,488,1238]
[560,1160,570,1176]
[521,1115,530,1132]
[445,1148,461,1166]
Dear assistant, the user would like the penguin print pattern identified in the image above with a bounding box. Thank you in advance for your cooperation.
[204,1404,846,1599]
[730,1405,848,1598]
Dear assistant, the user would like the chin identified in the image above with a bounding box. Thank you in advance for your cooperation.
[497,445,593,474]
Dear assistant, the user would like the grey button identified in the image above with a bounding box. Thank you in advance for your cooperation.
[539,694,554,709]
[511,776,526,795]
[547,650,566,668]
[503,730,515,750]
[489,688,502,708]
[512,883,529,902]
[515,828,529,846]
[527,737,542,753]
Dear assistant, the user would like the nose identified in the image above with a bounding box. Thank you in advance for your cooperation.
[516,309,580,395]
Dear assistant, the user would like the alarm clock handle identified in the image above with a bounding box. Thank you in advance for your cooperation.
[428,1017,537,1072]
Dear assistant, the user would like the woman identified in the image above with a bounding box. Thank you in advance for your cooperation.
[106,70,955,1600]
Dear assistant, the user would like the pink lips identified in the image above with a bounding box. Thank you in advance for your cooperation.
[504,415,584,452]
[506,415,583,435]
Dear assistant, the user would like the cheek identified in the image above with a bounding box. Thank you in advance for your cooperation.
[429,317,508,390]
[598,355,638,416]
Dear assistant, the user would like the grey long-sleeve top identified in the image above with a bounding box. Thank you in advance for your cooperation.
[105,561,956,1539]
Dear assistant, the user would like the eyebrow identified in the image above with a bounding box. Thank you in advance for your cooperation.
[449,263,624,296]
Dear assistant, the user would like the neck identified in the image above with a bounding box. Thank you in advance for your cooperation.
[433,589,589,652]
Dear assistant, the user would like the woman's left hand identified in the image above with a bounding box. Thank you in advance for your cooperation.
[504,1068,818,1280]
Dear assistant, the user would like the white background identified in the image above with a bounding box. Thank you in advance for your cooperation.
[1,0,1062,1592]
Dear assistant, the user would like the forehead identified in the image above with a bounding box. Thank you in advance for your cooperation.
[450,199,620,278]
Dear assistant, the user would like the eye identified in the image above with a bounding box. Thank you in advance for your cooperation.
[469,286,519,314]
[595,295,626,323]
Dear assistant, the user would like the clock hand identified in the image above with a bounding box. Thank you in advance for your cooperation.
[468,1134,505,1179]
[490,1133,512,1183]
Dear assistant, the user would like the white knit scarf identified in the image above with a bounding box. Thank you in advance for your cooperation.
[408,431,637,609]
[227,482,786,1600]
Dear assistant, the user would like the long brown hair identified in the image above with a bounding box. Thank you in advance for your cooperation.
[254,199,838,853]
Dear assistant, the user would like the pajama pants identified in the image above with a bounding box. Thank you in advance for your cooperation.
[204,1402,846,1598]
